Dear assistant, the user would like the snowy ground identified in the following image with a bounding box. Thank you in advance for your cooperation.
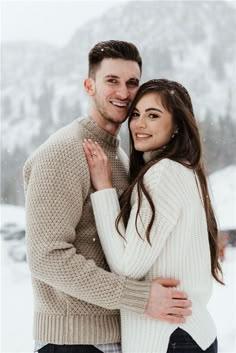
[208,247,236,352]
[209,165,236,231]
[1,165,236,352]
[1,240,235,353]
[1,241,34,353]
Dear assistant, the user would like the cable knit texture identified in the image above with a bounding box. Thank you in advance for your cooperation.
[23,117,151,345]
[91,159,217,353]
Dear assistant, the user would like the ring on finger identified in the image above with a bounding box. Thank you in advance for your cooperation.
[91,151,97,156]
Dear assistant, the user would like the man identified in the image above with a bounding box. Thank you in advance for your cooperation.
[24,40,191,353]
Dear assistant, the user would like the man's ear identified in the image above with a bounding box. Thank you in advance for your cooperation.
[84,78,95,96]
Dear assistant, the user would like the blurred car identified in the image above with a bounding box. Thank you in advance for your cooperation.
[218,231,228,262]
[0,222,25,241]
[8,238,27,262]
[222,229,236,247]
[1,204,26,262]
[0,222,18,236]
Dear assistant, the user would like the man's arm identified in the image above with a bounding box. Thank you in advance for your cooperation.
[23,140,149,311]
[24,140,191,322]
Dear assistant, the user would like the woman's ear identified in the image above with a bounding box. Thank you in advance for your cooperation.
[173,124,179,134]
[171,125,179,139]
[84,78,95,96]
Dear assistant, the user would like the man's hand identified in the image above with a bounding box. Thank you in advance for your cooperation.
[145,278,192,323]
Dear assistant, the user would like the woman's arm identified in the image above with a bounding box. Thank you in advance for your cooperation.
[83,140,180,278]
[92,163,180,278]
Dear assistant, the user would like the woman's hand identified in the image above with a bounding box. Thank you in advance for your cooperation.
[83,139,113,191]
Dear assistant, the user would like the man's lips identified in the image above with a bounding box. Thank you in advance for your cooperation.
[110,100,129,108]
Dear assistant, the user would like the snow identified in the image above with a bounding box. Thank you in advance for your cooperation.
[1,243,34,353]
[0,204,25,227]
[208,248,236,352]
[1,241,235,353]
[209,165,236,230]
[1,165,236,353]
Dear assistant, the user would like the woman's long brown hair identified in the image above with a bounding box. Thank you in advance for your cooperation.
[116,79,224,285]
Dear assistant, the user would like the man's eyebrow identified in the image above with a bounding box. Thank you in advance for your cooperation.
[104,75,139,82]
[104,75,119,79]
[127,78,139,82]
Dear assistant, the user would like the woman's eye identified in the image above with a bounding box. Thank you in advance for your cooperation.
[149,114,159,119]
[130,112,139,118]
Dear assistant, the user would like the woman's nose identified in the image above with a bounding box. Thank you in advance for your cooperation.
[137,116,147,128]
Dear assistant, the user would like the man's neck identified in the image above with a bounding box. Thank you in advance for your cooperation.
[88,113,121,136]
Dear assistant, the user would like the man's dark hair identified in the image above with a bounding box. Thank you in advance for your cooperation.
[88,40,142,78]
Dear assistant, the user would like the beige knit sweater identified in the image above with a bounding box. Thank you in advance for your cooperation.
[23,117,151,345]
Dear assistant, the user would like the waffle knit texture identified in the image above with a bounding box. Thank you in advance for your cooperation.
[91,158,217,353]
[23,117,151,345]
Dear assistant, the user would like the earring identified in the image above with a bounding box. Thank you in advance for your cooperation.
[171,130,178,138]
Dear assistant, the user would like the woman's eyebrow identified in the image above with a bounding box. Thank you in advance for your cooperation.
[145,108,163,113]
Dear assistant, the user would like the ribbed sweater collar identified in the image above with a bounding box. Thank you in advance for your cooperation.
[143,150,159,163]
[79,116,120,147]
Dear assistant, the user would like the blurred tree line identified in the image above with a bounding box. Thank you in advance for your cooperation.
[199,110,236,173]
[1,93,236,206]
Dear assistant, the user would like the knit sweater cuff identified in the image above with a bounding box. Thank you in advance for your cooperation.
[120,278,151,314]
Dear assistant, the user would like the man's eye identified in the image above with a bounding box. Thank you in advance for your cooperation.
[108,79,118,84]
[128,81,139,87]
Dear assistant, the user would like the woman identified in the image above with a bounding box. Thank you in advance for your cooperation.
[83,79,223,353]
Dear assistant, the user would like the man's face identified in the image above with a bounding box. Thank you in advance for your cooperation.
[87,58,141,130]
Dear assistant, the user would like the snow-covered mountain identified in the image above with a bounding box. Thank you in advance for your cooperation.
[2,1,236,150]
[1,0,236,205]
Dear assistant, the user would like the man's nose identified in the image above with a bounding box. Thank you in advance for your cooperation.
[116,84,129,99]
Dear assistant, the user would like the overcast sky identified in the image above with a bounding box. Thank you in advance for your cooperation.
[1,0,236,47]
[1,0,125,46]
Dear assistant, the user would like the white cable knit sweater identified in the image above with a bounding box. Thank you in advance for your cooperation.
[91,158,217,353]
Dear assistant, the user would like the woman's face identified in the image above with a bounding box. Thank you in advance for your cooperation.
[129,92,176,152]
